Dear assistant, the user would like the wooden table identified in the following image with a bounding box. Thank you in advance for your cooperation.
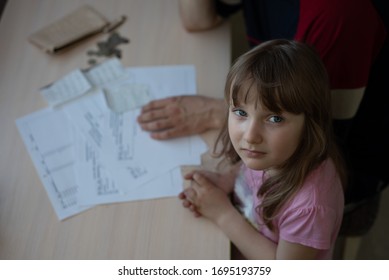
[0,0,230,259]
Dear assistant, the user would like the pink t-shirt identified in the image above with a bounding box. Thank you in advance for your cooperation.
[234,159,344,259]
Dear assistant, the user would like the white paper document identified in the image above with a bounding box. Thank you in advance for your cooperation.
[17,62,207,220]
[16,108,92,220]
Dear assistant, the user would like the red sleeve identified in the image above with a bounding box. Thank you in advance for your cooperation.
[295,0,386,89]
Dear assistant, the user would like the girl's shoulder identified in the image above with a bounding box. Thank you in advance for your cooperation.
[289,158,344,209]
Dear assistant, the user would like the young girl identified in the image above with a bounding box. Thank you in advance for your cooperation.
[179,39,347,259]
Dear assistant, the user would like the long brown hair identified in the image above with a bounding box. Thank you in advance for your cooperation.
[215,39,346,230]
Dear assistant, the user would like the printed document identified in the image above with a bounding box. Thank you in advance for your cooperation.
[16,61,207,220]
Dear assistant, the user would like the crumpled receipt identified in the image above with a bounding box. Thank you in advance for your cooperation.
[104,82,152,113]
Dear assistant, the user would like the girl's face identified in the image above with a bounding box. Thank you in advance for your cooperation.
[228,91,305,174]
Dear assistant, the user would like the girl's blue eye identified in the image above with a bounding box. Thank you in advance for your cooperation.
[269,115,283,123]
[233,109,247,117]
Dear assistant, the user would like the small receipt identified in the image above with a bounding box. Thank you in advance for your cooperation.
[104,83,151,113]
[40,69,92,107]
[85,58,126,87]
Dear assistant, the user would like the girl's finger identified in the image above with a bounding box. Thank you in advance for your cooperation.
[192,172,214,189]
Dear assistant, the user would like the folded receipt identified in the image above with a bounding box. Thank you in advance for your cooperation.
[104,82,152,113]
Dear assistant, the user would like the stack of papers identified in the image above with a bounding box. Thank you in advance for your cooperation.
[16,59,207,220]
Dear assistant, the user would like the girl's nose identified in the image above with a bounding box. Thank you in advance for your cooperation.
[243,120,262,144]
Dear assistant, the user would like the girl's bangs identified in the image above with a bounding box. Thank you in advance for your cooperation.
[229,75,296,114]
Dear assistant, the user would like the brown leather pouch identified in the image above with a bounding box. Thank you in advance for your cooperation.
[28,5,109,54]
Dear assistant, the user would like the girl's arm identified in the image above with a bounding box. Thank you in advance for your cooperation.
[183,162,242,194]
[217,204,319,259]
[179,0,223,31]
[183,172,320,259]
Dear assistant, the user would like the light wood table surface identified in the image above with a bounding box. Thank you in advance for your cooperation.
[0,0,231,259]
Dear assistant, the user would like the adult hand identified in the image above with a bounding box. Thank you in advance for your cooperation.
[137,95,225,140]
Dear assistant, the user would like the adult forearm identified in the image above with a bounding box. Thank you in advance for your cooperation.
[179,0,223,31]
[331,88,365,120]
[208,97,227,130]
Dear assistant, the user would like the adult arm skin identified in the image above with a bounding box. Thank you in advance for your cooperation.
[179,0,223,31]
[331,88,365,119]
[137,96,226,140]
[331,88,365,142]
[137,1,226,139]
